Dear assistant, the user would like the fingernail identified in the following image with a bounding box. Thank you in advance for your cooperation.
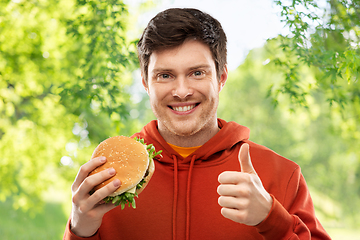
[113,179,120,187]
[108,168,115,175]
[100,157,106,163]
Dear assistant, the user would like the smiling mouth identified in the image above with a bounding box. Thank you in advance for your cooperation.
[170,104,198,112]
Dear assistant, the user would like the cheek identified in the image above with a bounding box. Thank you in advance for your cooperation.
[199,78,221,95]
[201,84,220,99]
[148,84,169,101]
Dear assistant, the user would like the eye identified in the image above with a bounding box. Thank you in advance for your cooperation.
[156,73,173,81]
[191,70,206,79]
[193,71,202,76]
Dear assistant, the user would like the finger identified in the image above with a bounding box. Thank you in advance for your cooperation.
[72,156,107,192]
[220,207,248,224]
[88,179,121,206]
[79,199,118,222]
[218,171,250,184]
[217,183,251,197]
[95,201,118,216]
[218,195,249,210]
[239,143,256,175]
[76,168,117,198]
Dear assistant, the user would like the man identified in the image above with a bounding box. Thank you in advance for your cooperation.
[64,8,331,240]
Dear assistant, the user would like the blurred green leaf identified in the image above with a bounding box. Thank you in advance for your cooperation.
[0,0,139,213]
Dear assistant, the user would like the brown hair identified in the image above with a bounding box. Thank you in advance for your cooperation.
[137,8,227,85]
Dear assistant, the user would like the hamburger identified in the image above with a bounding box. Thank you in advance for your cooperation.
[89,136,162,209]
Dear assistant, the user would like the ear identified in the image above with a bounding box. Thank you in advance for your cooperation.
[141,73,149,95]
[218,65,228,93]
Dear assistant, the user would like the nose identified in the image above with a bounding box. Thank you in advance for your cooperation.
[172,77,193,99]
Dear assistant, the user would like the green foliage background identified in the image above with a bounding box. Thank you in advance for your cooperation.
[0,0,359,239]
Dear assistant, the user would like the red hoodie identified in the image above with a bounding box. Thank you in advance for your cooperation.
[64,119,331,240]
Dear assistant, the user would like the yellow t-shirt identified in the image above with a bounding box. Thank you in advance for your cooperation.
[167,142,201,158]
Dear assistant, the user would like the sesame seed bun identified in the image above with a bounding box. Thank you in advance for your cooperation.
[89,136,153,197]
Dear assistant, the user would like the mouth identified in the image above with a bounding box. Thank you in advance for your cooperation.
[169,103,199,112]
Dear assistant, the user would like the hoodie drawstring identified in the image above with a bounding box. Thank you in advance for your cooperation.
[172,154,196,240]
[172,155,178,240]
[186,155,196,240]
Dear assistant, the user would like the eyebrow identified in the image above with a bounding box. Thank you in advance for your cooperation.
[151,64,212,74]
[188,64,212,71]
[151,68,172,74]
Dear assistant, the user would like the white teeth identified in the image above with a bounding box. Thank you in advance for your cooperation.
[173,104,196,112]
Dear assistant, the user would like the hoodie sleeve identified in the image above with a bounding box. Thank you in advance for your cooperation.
[63,219,101,240]
[255,167,331,240]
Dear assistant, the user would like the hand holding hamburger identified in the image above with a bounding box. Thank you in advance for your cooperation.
[70,136,161,237]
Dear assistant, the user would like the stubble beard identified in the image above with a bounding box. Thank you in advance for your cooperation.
[154,97,219,141]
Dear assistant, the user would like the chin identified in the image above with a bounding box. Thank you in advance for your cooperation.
[173,129,198,137]
[170,122,204,137]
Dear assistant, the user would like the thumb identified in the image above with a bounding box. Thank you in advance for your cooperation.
[239,143,256,175]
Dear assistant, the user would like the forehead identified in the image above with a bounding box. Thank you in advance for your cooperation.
[148,40,215,72]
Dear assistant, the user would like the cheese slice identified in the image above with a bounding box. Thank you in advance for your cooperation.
[126,185,137,194]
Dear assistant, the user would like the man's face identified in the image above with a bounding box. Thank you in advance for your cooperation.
[143,40,227,140]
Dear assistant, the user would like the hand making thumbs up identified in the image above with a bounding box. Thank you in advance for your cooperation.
[217,143,273,226]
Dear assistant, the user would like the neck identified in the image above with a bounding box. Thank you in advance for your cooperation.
[158,119,220,147]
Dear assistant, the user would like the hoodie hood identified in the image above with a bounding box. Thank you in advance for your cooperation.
[134,118,250,164]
